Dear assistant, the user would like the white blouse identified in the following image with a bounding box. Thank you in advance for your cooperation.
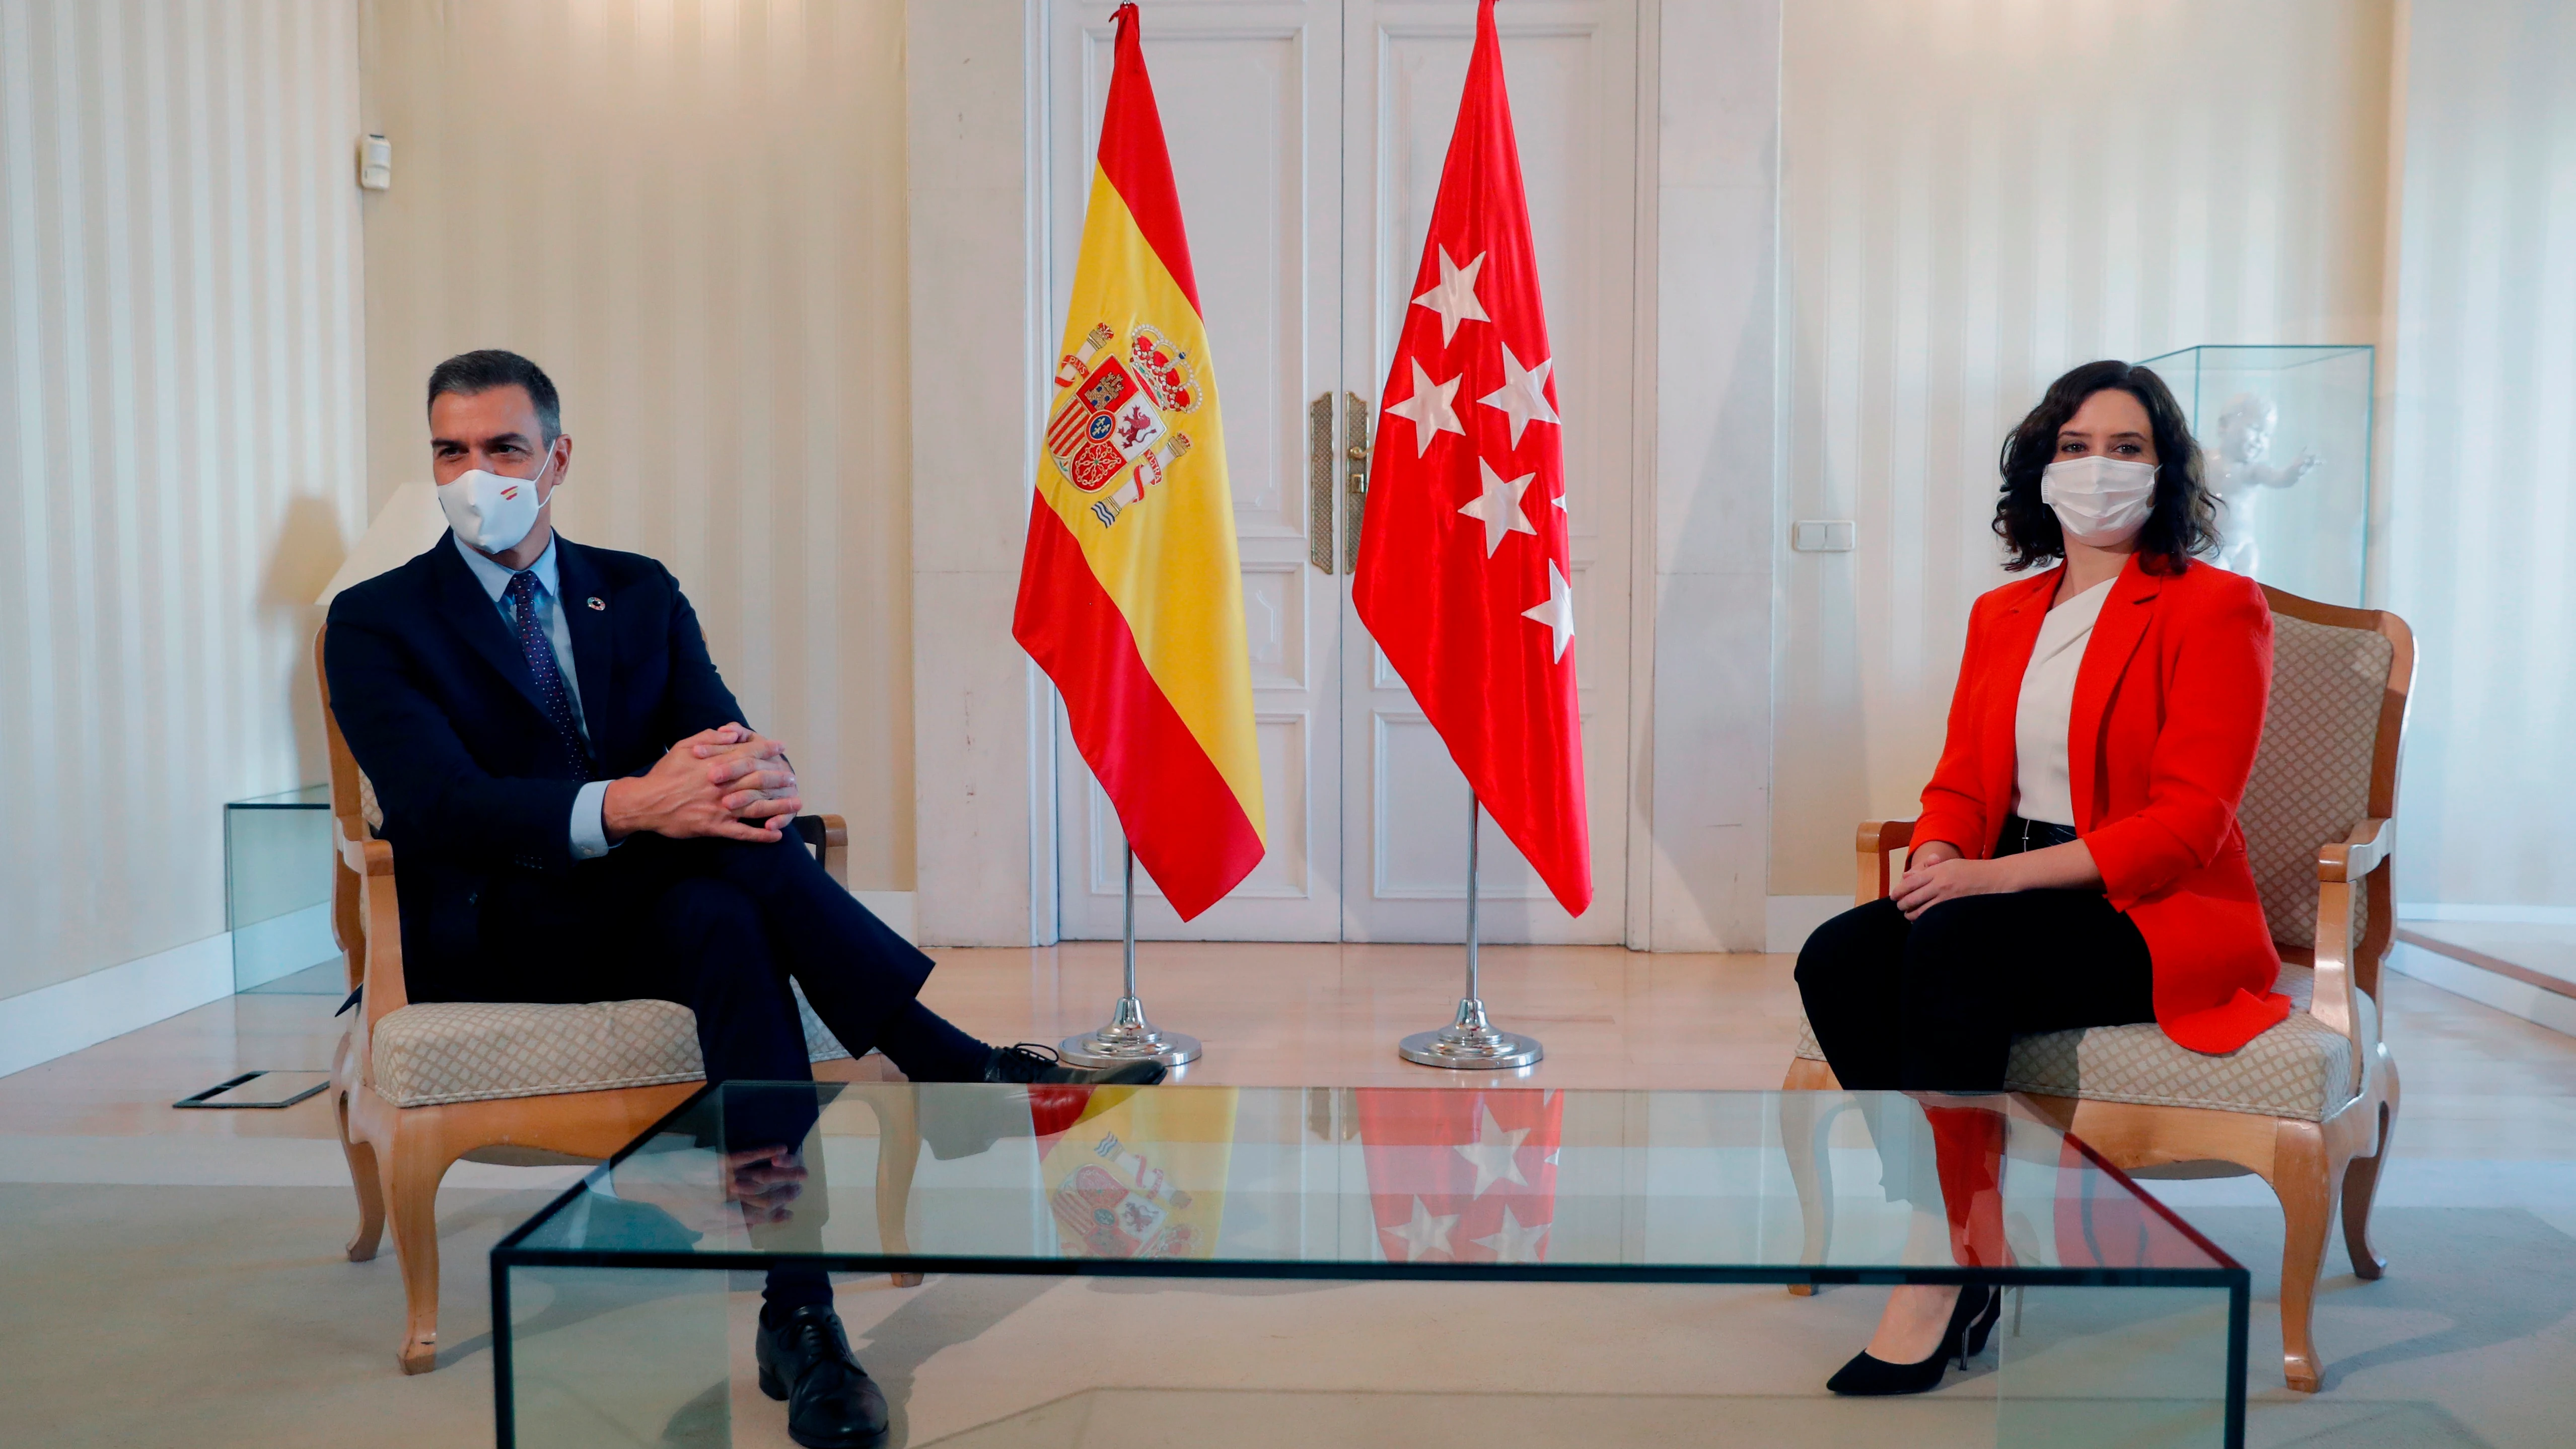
[2012,578,2114,827]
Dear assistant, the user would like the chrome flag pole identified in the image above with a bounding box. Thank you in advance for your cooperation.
[1399,792,1542,1069]
[1060,846,1202,1069]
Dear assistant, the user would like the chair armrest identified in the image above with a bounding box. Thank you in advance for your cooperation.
[2317,818,2392,883]
[820,813,849,890]
[2310,818,2392,1099]
[790,813,852,889]
[335,817,394,878]
[334,817,410,1036]
[1855,820,1918,905]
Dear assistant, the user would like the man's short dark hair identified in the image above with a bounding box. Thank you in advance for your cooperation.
[425,349,562,442]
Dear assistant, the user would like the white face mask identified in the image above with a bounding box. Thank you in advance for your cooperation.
[437,451,553,555]
[2040,455,2158,547]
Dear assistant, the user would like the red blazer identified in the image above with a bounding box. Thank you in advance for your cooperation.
[1913,556,2292,1054]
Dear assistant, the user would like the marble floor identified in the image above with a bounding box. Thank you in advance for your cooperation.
[2,942,2572,1447]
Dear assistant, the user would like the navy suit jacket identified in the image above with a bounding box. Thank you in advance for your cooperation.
[323,534,745,976]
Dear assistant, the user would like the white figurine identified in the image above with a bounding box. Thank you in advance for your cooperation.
[2205,392,2320,576]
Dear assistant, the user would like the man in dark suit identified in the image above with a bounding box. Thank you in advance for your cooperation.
[326,350,1154,1448]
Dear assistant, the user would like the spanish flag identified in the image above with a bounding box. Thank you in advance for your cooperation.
[1013,3,1263,920]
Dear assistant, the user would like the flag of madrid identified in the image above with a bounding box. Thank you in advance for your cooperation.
[1351,0,1590,915]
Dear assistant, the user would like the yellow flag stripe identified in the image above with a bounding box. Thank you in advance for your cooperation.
[1035,170,1264,839]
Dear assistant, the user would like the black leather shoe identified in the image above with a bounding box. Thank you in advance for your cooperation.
[756,1306,889,1448]
[1824,1284,2000,1397]
[982,1042,1167,1086]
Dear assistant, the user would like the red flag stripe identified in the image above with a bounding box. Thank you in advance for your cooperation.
[1013,495,1263,918]
[1095,4,1202,316]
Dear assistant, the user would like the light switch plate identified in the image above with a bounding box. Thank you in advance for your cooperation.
[1793,520,1856,552]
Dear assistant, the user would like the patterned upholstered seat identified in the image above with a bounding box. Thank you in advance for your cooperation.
[1791,963,2374,1122]
[370,987,851,1109]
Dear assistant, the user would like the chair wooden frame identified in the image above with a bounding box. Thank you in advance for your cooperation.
[317,628,922,1373]
[1782,587,2413,1392]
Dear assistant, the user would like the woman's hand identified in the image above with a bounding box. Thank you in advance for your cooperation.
[1891,838,2103,919]
[1892,853,2021,919]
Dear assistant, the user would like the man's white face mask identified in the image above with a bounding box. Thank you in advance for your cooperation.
[437,449,553,555]
[2040,455,2158,548]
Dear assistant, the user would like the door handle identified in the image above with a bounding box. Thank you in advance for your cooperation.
[1308,392,1336,573]
[1343,392,1371,573]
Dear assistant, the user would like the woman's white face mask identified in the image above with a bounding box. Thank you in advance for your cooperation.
[437,450,553,555]
[2040,455,2158,547]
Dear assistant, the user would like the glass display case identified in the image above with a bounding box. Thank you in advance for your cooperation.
[2140,344,2374,606]
[225,784,341,994]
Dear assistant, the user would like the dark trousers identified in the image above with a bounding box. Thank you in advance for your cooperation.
[1795,885,2155,1094]
[431,831,989,1315]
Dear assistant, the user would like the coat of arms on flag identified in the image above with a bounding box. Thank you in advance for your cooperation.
[1047,322,1201,526]
[1036,1086,1241,1261]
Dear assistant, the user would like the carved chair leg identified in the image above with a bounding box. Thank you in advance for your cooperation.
[2263,1119,2342,1393]
[874,1085,924,1289]
[1776,1068,1840,1297]
[337,1090,386,1263]
[2342,1053,2399,1280]
[377,1120,461,1375]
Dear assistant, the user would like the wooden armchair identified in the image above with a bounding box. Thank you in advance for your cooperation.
[1781,586,2413,1392]
[317,629,923,1373]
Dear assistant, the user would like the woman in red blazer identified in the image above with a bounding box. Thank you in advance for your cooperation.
[1798,359,2291,1396]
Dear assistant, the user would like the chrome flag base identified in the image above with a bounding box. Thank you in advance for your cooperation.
[1059,847,1202,1070]
[1398,792,1543,1070]
[1059,993,1202,1069]
[1398,997,1542,1070]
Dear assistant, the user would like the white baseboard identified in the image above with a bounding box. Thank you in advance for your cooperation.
[852,889,917,944]
[2389,941,2576,1039]
[2397,902,2576,925]
[1765,895,1850,955]
[0,933,234,1080]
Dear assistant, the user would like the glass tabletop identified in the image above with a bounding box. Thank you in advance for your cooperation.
[225,783,333,809]
[499,1081,2239,1287]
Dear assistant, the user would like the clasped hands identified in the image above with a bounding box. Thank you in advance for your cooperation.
[611,1144,809,1236]
[601,722,802,844]
[1892,838,2100,918]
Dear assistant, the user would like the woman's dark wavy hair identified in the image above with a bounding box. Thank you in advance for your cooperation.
[1993,359,2216,575]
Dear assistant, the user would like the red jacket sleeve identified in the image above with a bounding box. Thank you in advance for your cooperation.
[2085,574,2274,907]
[1913,597,1996,860]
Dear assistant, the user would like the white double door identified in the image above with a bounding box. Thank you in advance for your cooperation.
[1050,0,1637,944]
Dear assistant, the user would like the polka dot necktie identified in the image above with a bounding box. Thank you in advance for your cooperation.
[504,570,594,779]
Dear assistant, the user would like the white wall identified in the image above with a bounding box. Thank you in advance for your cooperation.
[1769,0,2397,895]
[2382,0,2576,911]
[357,0,917,891]
[0,0,367,1001]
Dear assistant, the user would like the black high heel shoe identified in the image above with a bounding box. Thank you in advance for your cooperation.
[1824,1283,2003,1397]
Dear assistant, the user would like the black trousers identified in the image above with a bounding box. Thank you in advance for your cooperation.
[1795,873,2155,1094]
[433,831,983,1315]
[437,831,955,1076]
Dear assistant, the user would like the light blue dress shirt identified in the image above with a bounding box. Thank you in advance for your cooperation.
[451,534,616,859]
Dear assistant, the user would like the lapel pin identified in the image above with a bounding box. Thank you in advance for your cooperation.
[587,597,605,611]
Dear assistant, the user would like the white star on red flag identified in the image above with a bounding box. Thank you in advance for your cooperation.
[1522,560,1576,662]
[1411,245,1490,344]
[1350,0,1590,917]
[1383,357,1465,458]
[1383,1195,1461,1263]
[1458,458,1538,557]
[1472,1205,1551,1264]
[1477,343,1559,447]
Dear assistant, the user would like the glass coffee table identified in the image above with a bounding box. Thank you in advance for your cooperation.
[493,1082,2247,1448]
